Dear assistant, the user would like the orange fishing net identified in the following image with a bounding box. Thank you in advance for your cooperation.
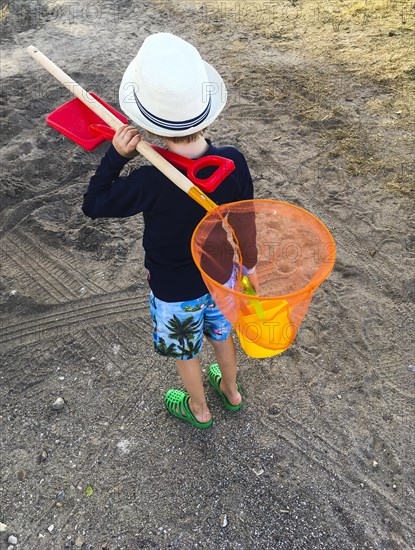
[191,200,336,358]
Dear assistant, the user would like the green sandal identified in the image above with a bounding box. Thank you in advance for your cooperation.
[164,389,213,429]
[208,364,243,412]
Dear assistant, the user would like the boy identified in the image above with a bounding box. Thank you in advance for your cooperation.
[82,33,257,428]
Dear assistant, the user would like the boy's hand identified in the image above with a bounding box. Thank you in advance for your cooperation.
[113,124,141,159]
[247,270,259,294]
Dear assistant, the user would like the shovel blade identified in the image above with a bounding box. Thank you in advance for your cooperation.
[46,92,128,151]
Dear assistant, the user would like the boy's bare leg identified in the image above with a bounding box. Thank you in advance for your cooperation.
[207,335,242,406]
[175,358,212,423]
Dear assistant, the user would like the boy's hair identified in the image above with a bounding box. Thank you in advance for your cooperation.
[147,130,205,144]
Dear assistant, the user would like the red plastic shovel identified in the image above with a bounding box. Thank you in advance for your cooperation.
[28,47,234,197]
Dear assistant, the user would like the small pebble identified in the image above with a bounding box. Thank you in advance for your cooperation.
[8,546,15,550]
[220,514,228,528]
[39,450,48,462]
[253,468,264,476]
[8,535,18,545]
[53,397,65,410]
[370,249,377,257]
[48,524,54,533]
[18,469,26,481]
[75,536,84,547]
[373,460,379,468]
[0,522,7,532]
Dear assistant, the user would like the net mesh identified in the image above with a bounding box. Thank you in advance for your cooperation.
[191,200,336,358]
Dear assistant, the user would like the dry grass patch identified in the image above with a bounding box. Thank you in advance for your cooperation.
[170,0,415,122]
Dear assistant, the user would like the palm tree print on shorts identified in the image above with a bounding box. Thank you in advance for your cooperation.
[166,314,203,359]
[154,337,180,357]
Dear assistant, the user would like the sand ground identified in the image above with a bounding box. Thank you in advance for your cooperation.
[1,1,414,549]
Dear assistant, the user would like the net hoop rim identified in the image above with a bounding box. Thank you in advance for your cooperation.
[191,199,336,302]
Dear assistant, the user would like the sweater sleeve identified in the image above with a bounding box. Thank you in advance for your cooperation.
[82,145,147,219]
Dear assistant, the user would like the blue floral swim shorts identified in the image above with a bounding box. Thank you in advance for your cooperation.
[149,291,233,359]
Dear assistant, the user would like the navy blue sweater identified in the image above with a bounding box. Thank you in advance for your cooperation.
[82,140,255,301]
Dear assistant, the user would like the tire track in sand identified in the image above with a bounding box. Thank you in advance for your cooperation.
[260,412,415,536]
[1,292,148,352]
[1,230,108,303]
[11,227,108,294]
[1,234,74,303]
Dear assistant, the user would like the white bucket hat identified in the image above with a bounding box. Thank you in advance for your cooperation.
[119,33,227,137]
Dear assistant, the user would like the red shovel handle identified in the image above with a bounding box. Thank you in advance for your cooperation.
[89,124,235,192]
[150,145,235,193]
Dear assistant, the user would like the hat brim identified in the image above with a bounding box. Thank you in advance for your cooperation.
[119,60,227,137]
